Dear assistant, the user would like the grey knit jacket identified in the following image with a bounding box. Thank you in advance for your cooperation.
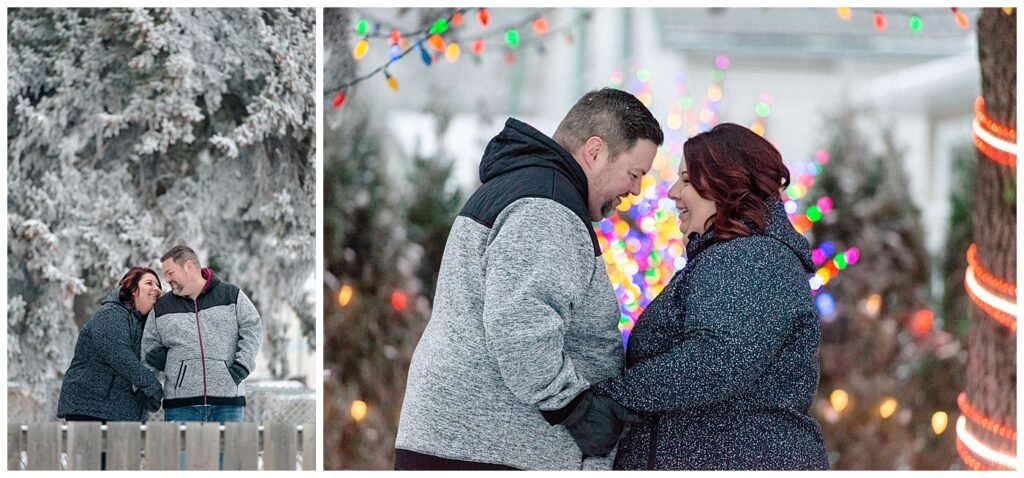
[57,288,162,421]
[142,268,263,409]
[395,118,624,470]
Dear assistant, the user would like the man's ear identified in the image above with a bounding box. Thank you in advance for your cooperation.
[582,136,605,168]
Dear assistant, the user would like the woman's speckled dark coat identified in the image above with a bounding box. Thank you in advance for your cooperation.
[595,200,829,470]
[57,288,162,422]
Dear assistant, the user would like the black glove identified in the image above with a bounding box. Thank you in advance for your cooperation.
[228,361,249,385]
[146,347,168,371]
[560,390,641,457]
[135,387,163,412]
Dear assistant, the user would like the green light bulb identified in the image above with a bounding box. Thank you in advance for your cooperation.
[505,29,520,49]
[807,206,823,222]
[834,255,848,270]
[430,18,448,35]
[909,15,922,33]
[356,19,368,36]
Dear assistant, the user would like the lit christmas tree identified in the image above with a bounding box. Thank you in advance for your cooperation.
[598,61,858,346]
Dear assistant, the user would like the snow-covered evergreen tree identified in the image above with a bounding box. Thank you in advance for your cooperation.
[8,8,316,389]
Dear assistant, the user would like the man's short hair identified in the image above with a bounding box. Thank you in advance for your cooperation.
[161,245,201,268]
[553,87,664,159]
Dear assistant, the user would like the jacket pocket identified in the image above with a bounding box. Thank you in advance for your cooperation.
[174,361,188,389]
[205,359,238,397]
[175,358,238,398]
[103,374,116,399]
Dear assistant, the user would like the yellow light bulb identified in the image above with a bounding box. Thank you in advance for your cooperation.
[931,411,948,435]
[1002,7,1014,15]
[353,39,369,60]
[338,285,353,307]
[386,75,399,91]
[837,7,852,21]
[879,397,897,419]
[865,294,882,317]
[350,400,368,421]
[445,43,461,63]
[830,389,849,413]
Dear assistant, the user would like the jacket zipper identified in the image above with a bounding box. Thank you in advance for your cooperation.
[193,299,208,405]
[646,415,660,470]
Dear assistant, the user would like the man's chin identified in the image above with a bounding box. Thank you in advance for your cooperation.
[599,202,617,219]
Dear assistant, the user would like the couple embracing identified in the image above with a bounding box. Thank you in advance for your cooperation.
[395,88,830,470]
[56,245,263,424]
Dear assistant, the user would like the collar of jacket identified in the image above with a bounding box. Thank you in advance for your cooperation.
[683,197,811,271]
[478,117,591,209]
[100,286,144,322]
[198,267,217,297]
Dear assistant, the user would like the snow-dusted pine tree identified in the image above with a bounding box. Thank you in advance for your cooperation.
[7,8,316,391]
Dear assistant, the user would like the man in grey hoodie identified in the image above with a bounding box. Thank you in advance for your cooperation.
[142,245,263,423]
[394,88,664,470]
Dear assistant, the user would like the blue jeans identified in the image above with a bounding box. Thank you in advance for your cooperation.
[164,405,243,469]
[164,404,244,423]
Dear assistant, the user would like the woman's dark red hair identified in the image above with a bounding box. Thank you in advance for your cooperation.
[118,266,161,309]
[683,123,790,241]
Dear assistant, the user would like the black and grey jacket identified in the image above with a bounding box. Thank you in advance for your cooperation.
[57,288,162,422]
[142,268,263,409]
[594,199,830,470]
[395,118,624,470]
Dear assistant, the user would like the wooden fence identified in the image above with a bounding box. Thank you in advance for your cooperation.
[8,422,314,471]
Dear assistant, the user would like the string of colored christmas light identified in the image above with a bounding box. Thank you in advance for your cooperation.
[957,392,1017,441]
[972,96,1017,168]
[833,7,980,32]
[790,196,834,234]
[809,248,860,292]
[328,8,583,99]
[955,415,1019,469]
[351,8,494,41]
[784,150,833,235]
[966,243,1016,297]
[330,8,469,97]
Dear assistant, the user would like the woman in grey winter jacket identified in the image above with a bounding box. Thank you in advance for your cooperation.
[57,267,164,422]
[593,123,829,470]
